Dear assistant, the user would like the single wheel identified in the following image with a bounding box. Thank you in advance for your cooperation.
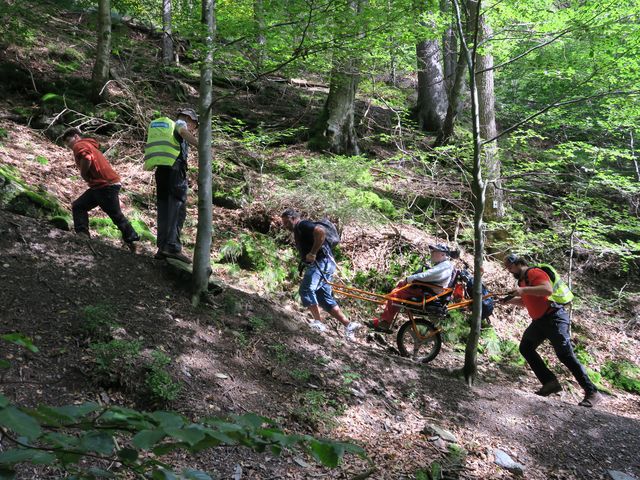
[396,318,442,363]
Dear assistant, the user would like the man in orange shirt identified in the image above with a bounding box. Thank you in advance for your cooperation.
[503,254,601,407]
[62,128,140,250]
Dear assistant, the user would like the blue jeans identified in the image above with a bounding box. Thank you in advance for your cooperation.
[299,257,338,312]
[519,308,596,393]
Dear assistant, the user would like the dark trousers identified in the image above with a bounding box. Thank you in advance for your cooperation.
[155,164,187,253]
[519,308,596,394]
[72,184,139,243]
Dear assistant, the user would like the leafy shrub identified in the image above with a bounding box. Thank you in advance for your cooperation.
[79,304,116,339]
[145,350,181,404]
[89,339,142,389]
[602,360,640,394]
[293,390,345,430]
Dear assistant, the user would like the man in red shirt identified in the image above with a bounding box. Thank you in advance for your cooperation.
[62,128,140,250]
[503,254,601,407]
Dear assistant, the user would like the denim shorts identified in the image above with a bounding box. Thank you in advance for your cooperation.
[299,257,338,311]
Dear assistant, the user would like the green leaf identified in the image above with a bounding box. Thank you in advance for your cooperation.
[164,426,205,447]
[49,402,100,419]
[0,406,41,440]
[151,411,184,429]
[79,431,115,455]
[152,467,178,480]
[41,93,61,102]
[0,360,10,369]
[42,432,79,449]
[117,448,138,463]
[0,467,16,480]
[0,449,55,466]
[309,440,343,468]
[232,413,268,428]
[0,334,38,353]
[132,429,166,450]
[87,467,116,478]
[182,469,213,480]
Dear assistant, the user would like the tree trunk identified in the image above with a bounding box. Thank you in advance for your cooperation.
[310,59,360,155]
[475,11,504,220]
[162,0,174,65]
[435,48,467,145]
[441,0,457,95]
[415,38,447,132]
[191,0,216,306]
[451,0,485,387]
[254,0,266,71]
[91,0,112,103]
[310,0,362,155]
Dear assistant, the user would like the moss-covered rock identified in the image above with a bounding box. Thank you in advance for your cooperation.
[0,165,64,219]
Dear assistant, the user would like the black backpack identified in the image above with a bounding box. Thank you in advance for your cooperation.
[315,219,340,249]
[464,274,494,320]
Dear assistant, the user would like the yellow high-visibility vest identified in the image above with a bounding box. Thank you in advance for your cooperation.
[143,117,181,171]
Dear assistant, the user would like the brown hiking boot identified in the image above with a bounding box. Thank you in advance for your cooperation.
[162,250,192,264]
[153,249,166,260]
[535,379,562,396]
[578,390,602,408]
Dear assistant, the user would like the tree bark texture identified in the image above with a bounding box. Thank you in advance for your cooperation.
[91,0,112,103]
[475,11,504,219]
[415,38,447,132]
[310,59,360,155]
[191,0,216,305]
[435,48,467,145]
[162,0,174,65]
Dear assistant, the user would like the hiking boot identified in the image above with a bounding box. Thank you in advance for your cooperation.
[578,390,602,408]
[162,250,192,264]
[153,249,167,260]
[309,320,327,332]
[535,379,562,396]
[367,318,392,334]
[344,322,362,342]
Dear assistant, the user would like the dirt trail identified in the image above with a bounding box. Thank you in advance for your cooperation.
[1,210,638,479]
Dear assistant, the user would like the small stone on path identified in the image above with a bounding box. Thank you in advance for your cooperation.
[493,448,525,474]
[421,423,457,443]
[608,471,638,480]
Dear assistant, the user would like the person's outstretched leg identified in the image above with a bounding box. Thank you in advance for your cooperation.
[72,189,98,236]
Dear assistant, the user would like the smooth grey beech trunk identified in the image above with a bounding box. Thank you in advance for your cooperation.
[475,14,504,220]
[415,38,447,133]
[191,0,216,306]
[162,0,174,65]
[436,48,467,145]
[312,59,360,155]
[91,0,111,103]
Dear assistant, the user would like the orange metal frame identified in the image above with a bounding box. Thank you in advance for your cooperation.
[329,280,495,342]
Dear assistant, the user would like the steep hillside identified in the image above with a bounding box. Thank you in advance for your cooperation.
[1,209,639,479]
[1,1,639,479]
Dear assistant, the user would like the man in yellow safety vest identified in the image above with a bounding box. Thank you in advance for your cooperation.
[143,108,199,263]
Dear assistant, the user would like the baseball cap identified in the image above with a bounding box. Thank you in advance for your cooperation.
[429,243,450,254]
[177,108,198,123]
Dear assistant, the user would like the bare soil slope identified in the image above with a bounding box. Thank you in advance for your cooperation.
[1,209,639,480]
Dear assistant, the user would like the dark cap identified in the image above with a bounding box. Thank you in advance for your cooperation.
[429,243,450,254]
[281,208,300,219]
[177,108,198,123]
[504,253,519,265]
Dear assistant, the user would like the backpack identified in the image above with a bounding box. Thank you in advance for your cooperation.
[315,219,340,249]
[524,263,574,305]
[458,270,495,320]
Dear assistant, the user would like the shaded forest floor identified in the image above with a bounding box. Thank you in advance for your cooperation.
[1,209,639,479]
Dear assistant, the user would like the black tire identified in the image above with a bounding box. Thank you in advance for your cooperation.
[396,318,442,363]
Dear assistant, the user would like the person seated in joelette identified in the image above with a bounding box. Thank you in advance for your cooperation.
[369,244,454,332]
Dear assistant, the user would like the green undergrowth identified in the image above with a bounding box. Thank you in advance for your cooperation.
[78,304,182,405]
[602,360,640,394]
[89,215,155,243]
